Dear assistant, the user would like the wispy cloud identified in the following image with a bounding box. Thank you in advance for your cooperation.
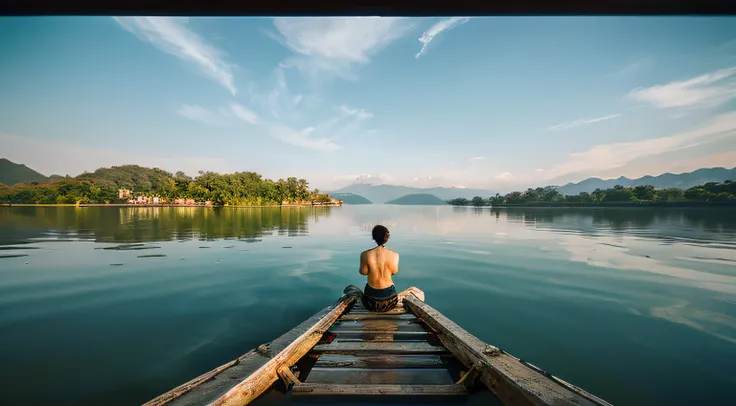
[493,172,514,181]
[242,65,377,151]
[231,103,261,125]
[545,111,736,179]
[270,17,413,78]
[233,100,340,151]
[177,104,228,127]
[114,17,237,95]
[415,17,470,59]
[340,105,374,120]
[269,124,340,152]
[628,66,736,109]
[469,156,485,161]
[545,114,621,132]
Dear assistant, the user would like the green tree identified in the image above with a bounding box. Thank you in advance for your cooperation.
[505,191,524,204]
[603,185,634,202]
[2,164,335,206]
[654,188,685,202]
[448,198,469,206]
[489,193,505,205]
[633,185,656,201]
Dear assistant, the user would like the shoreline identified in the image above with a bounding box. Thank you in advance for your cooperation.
[451,201,736,208]
[0,203,342,208]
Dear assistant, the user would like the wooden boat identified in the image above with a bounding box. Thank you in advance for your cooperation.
[144,285,613,406]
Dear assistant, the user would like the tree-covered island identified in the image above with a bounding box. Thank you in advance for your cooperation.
[0,165,340,206]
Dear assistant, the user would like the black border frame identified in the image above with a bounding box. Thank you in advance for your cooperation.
[1,0,734,16]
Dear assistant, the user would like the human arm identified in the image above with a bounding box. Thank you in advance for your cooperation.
[359,252,369,275]
[391,253,399,275]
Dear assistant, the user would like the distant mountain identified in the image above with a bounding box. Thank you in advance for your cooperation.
[385,194,448,205]
[330,183,495,204]
[0,158,48,186]
[331,193,373,205]
[555,167,736,195]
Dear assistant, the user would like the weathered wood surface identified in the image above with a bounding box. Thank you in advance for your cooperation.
[349,308,407,314]
[353,301,404,308]
[276,366,300,389]
[314,354,446,369]
[292,383,467,396]
[312,341,447,354]
[306,367,456,385]
[328,329,429,336]
[339,313,416,321]
[329,320,427,332]
[403,295,613,406]
[143,350,262,406]
[149,285,362,406]
[350,306,406,314]
[165,352,272,406]
[210,287,362,406]
[329,331,431,342]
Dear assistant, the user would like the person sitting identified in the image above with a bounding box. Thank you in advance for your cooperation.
[359,225,400,312]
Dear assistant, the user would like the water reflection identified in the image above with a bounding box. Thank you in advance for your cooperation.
[331,206,736,295]
[497,207,736,241]
[0,206,332,245]
[1,205,735,406]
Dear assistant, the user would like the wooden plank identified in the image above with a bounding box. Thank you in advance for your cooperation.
[165,352,273,406]
[292,383,466,396]
[312,341,447,354]
[306,367,456,385]
[209,287,362,406]
[348,307,408,314]
[277,366,301,388]
[403,295,612,406]
[352,302,403,309]
[154,285,362,406]
[340,313,416,321]
[332,330,429,336]
[330,320,427,333]
[145,350,266,406]
[331,331,430,342]
[349,303,406,313]
[314,354,446,369]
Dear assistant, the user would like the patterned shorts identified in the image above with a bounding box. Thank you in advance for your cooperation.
[361,294,399,312]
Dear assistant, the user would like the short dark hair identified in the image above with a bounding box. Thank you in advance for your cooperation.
[372,225,390,246]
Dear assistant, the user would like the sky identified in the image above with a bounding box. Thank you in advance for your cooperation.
[1,16,735,191]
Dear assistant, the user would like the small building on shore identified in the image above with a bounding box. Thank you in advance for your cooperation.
[118,189,132,200]
[312,198,343,206]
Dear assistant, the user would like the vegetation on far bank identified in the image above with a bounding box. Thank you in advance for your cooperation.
[0,165,334,206]
[448,181,736,207]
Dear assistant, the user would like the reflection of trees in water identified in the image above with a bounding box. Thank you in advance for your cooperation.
[0,207,333,245]
[470,207,492,217]
[494,207,736,240]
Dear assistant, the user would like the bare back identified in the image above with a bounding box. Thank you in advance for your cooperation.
[359,246,399,289]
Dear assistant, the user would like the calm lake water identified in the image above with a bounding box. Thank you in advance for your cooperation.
[1,205,735,406]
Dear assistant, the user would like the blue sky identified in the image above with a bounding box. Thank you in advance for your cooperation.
[1,17,735,191]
